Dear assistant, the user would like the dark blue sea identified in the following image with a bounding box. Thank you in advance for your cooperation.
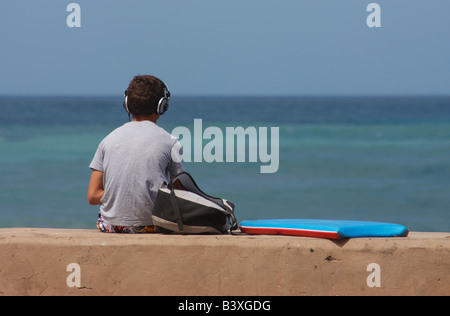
[0,95,449,232]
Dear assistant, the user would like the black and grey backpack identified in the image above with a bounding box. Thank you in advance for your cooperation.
[152,172,238,234]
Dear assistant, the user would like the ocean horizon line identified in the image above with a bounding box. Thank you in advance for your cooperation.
[1,93,450,99]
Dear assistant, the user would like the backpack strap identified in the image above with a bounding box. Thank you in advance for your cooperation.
[169,186,184,231]
[172,172,234,213]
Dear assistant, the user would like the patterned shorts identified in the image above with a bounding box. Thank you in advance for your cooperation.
[97,214,157,234]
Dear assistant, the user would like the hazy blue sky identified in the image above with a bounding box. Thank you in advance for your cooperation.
[1,0,449,96]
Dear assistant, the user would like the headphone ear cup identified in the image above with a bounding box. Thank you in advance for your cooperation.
[157,81,170,115]
[157,97,169,115]
[123,95,130,114]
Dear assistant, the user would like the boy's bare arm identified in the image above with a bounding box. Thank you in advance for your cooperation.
[88,170,105,205]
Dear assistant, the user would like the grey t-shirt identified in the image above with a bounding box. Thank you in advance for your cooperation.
[89,121,184,226]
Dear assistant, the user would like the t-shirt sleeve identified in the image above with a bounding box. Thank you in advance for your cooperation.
[89,142,105,172]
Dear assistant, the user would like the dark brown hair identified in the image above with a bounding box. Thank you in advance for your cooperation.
[125,75,165,116]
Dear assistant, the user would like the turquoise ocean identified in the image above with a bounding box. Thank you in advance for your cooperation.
[0,95,449,232]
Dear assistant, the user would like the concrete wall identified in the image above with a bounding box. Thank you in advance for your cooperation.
[0,228,448,296]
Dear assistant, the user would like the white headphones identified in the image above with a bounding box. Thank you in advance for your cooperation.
[123,81,171,116]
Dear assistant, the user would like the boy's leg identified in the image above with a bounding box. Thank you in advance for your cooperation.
[97,214,156,233]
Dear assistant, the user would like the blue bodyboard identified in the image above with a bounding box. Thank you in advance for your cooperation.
[239,219,409,239]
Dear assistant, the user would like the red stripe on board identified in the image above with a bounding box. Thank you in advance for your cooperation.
[240,226,340,240]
